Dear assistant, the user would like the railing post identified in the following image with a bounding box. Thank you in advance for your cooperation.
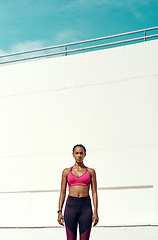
[65,45,67,56]
[144,31,146,42]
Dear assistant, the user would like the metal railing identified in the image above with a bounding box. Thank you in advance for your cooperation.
[0,26,158,65]
[0,185,153,194]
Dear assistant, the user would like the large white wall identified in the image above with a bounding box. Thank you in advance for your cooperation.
[0,39,158,227]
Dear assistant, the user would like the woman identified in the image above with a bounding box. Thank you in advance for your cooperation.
[58,144,99,240]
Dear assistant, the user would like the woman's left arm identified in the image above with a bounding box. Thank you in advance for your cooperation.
[90,168,99,226]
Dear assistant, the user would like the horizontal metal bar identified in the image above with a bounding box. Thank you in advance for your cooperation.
[1,33,158,65]
[0,51,64,64]
[98,185,153,190]
[0,26,158,59]
[64,34,158,54]
[0,185,153,194]
[0,45,63,59]
[0,224,157,229]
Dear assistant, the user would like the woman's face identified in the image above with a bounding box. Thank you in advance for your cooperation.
[72,146,86,164]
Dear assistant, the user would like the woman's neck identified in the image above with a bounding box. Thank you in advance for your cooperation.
[74,162,85,168]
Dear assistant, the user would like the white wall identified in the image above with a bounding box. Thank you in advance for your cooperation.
[0,39,158,227]
[0,226,158,240]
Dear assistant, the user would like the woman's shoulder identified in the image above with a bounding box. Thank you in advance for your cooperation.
[62,167,71,177]
[87,167,96,176]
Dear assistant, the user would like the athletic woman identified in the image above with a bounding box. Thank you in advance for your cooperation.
[58,144,99,240]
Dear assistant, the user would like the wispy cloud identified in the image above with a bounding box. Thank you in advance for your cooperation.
[0,40,46,63]
[60,0,153,20]
[0,27,87,64]
[0,28,83,57]
[10,41,44,53]
[52,29,86,45]
[0,40,44,55]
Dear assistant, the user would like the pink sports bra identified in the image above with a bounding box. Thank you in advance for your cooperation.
[67,167,91,187]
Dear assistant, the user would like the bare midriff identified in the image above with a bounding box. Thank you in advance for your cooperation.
[69,185,90,198]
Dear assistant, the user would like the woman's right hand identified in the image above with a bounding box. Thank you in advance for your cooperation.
[58,212,64,226]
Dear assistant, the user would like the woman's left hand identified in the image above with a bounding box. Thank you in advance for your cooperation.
[92,213,99,226]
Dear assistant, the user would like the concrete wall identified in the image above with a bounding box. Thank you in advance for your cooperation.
[0,39,158,231]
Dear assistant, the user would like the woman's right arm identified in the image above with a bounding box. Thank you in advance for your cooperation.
[58,168,68,226]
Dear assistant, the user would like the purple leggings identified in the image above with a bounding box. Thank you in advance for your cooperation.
[64,196,93,240]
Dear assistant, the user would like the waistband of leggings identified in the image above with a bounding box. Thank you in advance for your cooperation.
[68,195,90,200]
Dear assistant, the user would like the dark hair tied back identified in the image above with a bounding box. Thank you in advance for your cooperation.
[72,144,86,153]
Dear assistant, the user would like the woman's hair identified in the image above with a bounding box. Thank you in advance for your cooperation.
[72,144,86,153]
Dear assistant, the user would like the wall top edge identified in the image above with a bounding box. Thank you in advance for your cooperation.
[0,185,153,194]
[0,224,157,229]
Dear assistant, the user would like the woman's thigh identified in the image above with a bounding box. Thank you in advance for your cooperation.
[64,197,78,238]
[78,197,93,239]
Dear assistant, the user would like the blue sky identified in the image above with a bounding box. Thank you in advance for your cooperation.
[0,0,158,54]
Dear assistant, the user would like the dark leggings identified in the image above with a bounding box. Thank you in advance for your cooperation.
[64,196,93,240]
